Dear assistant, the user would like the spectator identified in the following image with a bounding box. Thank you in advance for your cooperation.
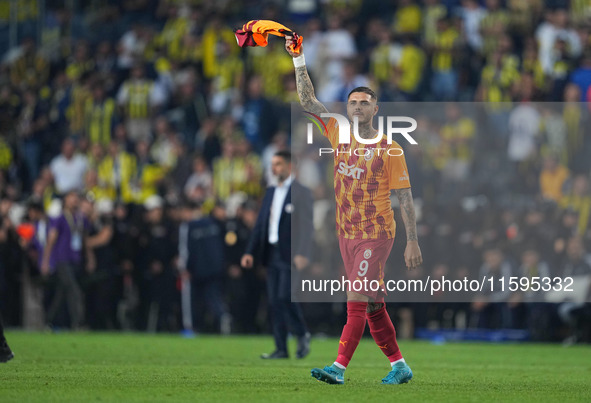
[184,155,213,204]
[198,117,222,167]
[94,41,117,81]
[556,236,591,344]
[84,83,116,146]
[153,4,189,62]
[85,198,116,330]
[98,140,135,204]
[457,0,486,52]
[178,200,231,334]
[117,23,148,71]
[539,105,566,161]
[539,154,569,203]
[570,54,591,100]
[150,116,178,170]
[209,41,244,114]
[136,195,176,332]
[536,9,581,75]
[562,84,589,172]
[116,64,165,143]
[393,0,422,35]
[87,143,105,170]
[17,88,49,190]
[40,190,94,329]
[24,200,49,276]
[430,17,460,100]
[111,202,139,330]
[201,15,239,80]
[85,168,115,202]
[479,0,510,58]
[559,175,591,236]
[394,35,426,101]
[10,37,49,90]
[439,103,476,186]
[369,26,401,95]
[521,40,548,97]
[46,71,72,157]
[224,200,265,334]
[507,101,541,164]
[240,75,278,153]
[516,247,551,340]
[67,72,93,137]
[477,50,520,103]
[301,18,323,76]
[50,138,89,195]
[162,141,192,204]
[319,59,370,103]
[317,15,357,87]
[66,41,95,83]
[129,140,165,205]
[472,247,515,329]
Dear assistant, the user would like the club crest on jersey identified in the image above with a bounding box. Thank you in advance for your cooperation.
[337,162,364,179]
[364,148,374,161]
[363,249,372,259]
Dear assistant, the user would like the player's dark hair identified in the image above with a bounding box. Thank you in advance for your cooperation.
[274,150,292,163]
[348,86,378,102]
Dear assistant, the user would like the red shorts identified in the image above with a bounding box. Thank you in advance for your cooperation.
[338,236,394,302]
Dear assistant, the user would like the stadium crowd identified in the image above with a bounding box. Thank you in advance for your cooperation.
[0,0,590,342]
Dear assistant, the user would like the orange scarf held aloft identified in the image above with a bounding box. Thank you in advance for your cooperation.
[234,20,303,55]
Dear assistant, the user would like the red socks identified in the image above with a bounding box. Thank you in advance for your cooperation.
[367,304,402,363]
[335,302,403,368]
[335,301,367,368]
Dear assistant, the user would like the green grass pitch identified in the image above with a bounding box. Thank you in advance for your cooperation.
[1,332,590,402]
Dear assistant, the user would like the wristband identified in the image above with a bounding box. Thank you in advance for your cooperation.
[293,54,306,68]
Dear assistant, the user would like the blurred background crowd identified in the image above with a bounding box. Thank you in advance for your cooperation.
[0,0,590,343]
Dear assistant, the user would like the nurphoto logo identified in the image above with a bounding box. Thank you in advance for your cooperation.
[304,112,418,157]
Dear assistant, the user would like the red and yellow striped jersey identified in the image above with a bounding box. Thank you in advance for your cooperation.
[324,118,411,240]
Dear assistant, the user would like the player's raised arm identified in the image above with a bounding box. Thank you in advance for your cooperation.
[394,187,423,269]
[285,36,329,116]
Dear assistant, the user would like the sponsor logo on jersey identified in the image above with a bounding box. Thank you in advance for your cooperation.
[337,162,364,179]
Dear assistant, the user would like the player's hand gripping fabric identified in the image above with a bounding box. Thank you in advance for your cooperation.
[285,36,299,58]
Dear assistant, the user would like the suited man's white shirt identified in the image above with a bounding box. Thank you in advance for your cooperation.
[268,175,293,245]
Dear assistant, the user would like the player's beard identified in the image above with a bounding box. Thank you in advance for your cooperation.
[351,117,376,140]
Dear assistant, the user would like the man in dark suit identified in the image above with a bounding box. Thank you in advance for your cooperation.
[241,150,313,359]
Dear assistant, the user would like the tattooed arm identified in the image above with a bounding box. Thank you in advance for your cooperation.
[294,66,329,115]
[395,188,418,241]
[394,187,423,269]
[285,36,329,116]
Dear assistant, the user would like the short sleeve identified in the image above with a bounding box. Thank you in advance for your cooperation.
[386,142,411,190]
